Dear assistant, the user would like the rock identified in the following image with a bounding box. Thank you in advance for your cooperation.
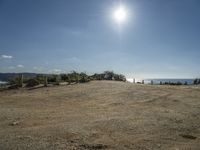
[157,144,161,148]
[10,121,20,126]
[80,144,108,149]
[180,134,197,140]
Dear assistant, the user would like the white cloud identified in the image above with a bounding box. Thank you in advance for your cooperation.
[1,55,13,59]
[17,65,24,68]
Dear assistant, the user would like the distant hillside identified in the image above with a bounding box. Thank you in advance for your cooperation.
[0,73,38,81]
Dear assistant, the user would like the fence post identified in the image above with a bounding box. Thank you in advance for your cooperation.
[142,80,144,84]
[44,76,48,87]
[20,74,23,87]
[133,78,135,84]
[68,75,71,85]
[56,75,60,85]
[76,74,79,83]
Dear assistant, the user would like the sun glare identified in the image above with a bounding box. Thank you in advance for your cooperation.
[113,5,127,24]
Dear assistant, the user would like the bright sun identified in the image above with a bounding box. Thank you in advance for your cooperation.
[113,5,127,24]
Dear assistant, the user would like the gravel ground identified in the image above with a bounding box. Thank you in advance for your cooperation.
[0,81,200,150]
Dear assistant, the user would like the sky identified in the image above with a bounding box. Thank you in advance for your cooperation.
[0,0,200,78]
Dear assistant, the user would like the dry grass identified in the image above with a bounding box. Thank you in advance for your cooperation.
[0,81,200,150]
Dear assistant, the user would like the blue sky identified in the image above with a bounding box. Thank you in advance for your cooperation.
[0,0,200,78]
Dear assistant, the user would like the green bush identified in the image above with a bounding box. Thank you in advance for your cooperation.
[9,77,21,86]
[90,71,126,81]
[79,72,90,83]
[35,75,46,84]
[26,79,40,87]
[60,74,68,82]
[194,78,200,85]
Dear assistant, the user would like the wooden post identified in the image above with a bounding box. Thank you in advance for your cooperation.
[68,75,71,85]
[20,74,23,87]
[44,76,48,87]
[76,75,79,83]
[56,75,60,85]
[133,78,135,84]
[151,80,153,85]
[142,80,144,84]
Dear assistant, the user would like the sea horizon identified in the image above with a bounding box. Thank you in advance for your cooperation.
[0,78,195,84]
[126,78,195,85]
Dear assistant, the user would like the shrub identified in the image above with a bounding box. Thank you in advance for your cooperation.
[194,78,200,85]
[90,71,126,82]
[79,72,90,83]
[68,71,79,82]
[176,81,182,85]
[26,79,40,87]
[35,75,45,84]
[9,77,21,86]
[8,84,19,89]
[60,74,68,82]
[68,75,71,84]
[104,71,114,80]
[47,75,58,83]
[113,74,126,81]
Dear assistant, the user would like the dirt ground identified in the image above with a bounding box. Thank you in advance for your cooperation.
[0,81,200,150]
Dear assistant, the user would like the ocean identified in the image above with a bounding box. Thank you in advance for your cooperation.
[0,81,8,85]
[0,79,196,85]
[126,78,194,85]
